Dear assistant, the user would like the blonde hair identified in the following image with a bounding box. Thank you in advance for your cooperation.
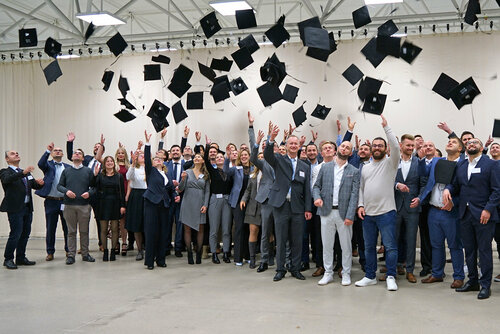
[115,147,130,169]
[235,148,251,167]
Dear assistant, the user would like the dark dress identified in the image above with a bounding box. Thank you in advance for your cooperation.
[95,173,125,220]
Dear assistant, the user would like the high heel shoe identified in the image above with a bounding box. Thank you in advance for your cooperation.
[212,253,220,264]
[103,249,109,262]
[110,250,116,261]
[187,252,194,265]
[121,243,127,256]
[196,251,202,264]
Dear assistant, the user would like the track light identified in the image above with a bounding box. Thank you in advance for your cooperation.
[432,24,436,32]
[1,54,5,60]
[131,44,135,51]
[203,39,207,46]
[88,47,93,54]
[475,22,479,30]
[142,43,146,51]
[226,37,230,45]
[215,38,219,46]
[490,21,494,29]
[167,42,171,49]
[10,54,15,60]
[338,30,341,38]
[180,41,184,48]
[460,22,464,31]
[419,25,422,33]
[446,23,450,32]
[192,40,195,47]
[404,26,407,34]
[363,29,367,36]
[68,48,73,55]
[155,42,160,50]
[38,51,43,57]
[29,52,34,59]
[18,52,23,59]
[351,30,354,37]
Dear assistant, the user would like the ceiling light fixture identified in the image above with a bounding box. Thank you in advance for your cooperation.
[76,11,126,26]
[209,0,252,16]
[364,0,403,5]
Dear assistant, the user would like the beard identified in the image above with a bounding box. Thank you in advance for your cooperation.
[337,152,349,160]
[372,150,386,160]
[466,148,480,155]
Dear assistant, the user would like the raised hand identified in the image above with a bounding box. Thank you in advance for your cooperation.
[336,120,341,134]
[131,151,137,164]
[311,130,318,143]
[205,135,211,145]
[67,132,75,142]
[118,142,124,148]
[437,122,452,134]
[381,114,388,128]
[347,116,356,132]
[355,135,360,150]
[23,166,34,175]
[485,135,494,148]
[137,140,143,150]
[299,135,306,146]
[283,129,289,142]
[270,125,280,142]
[268,121,273,136]
[47,142,54,152]
[288,123,296,136]
[100,134,105,145]
[184,126,190,138]
[195,131,201,142]
[160,127,167,139]
[248,111,254,126]
[144,130,152,143]
[256,130,265,145]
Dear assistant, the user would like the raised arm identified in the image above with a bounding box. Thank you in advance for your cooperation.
[382,115,399,169]
[264,124,280,168]
[144,130,153,177]
[66,132,75,161]
[250,130,265,170]
[38,143,53,172]
[95,134,105,163]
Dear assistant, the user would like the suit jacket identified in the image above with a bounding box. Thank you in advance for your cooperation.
[446,155,500,221]
[248,127,275,204]
[224,158,253,209]
[66,140,93,166]
[35,151,71,198]
[264,140,311,214]
[394,156,425,213]
[0,167,43,213]
[312,161,360,220]
[143,145,175,207]
[241,176,259,216]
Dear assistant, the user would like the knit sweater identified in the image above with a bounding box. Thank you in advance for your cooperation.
[358,125,400,216]
[57,166,96,206]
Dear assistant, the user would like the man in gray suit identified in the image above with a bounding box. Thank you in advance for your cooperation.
[264,123,312,281]
[313,141,360,286]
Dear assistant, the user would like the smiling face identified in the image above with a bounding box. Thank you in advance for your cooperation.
[400,138,415,157]
[358,144,371,159]
[278,145,287,155]
[170,146,181,160]
[238,150,250,165]
[116,148,127,163]
[306,145,318,162]
[490,143,500,160]
[371,140,387,161]
[208,147,218,160]
[286,136,300,156]
[215,153,225,166]
[104,156,116,171]
[466,139,483,156]
[423,141,436,158]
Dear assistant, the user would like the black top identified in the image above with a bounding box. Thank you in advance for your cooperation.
[95,173,126,208]
[204,144,232,195]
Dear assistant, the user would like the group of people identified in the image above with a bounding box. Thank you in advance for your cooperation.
[1,112,499,300]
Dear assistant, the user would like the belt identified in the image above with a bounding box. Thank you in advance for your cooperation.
[430,204,443,210]
[332,205,339,210]
[46,196,64,201]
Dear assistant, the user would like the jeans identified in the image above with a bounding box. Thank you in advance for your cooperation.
[4,205,32,261]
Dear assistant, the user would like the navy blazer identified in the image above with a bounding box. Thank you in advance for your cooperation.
[165,159,185,183]
[35,151,71,198]
[394,156,425,213]
[224,158,254,209]
[143,145,175,208]
[446,156,500,221]
[0,167,43,213]
[419,157,460,209]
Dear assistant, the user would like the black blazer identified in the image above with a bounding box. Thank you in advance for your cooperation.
[143,145,175,207]
[0,167,43,213]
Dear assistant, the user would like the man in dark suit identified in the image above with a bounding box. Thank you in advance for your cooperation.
[264,123,312,282]
[165,144,185,257]
[1,150,44,269]
[444,138,500,299]
[36,142,71,261]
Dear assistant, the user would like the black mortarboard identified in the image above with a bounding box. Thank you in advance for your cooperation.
[298,16,321,45]
[101,70,114,91]
[211,81,231,103]
[283,84,299,103]
[151,55,171,64]
[198,62,216,82]
[361,37,387,68]
[400,41,422,64]
[434,159,456,184]
[151,117,169,132]
[492,119,500,138]
[230,77,248,95]
[106,32,128,57]
[376,35,401,58]
[200,11,221,39]
[19,28,37,47]
[257,82,282,107]
[187,92,203,110]
[171,64,193,83]
[114,109,136,123]
[210,57,233,72]
[362,93,387,115]
[377,20,398,37]
[265,15,290,48]
[43,60,62,85]
[238,34,260,54]
[147,99,170,119]
[214,75,230,89]
[118,75,129,98]
[304,27,331,51]
[172,100,188,124]
[118,98,136,110]
[306,32,337,62]
[144,64,161,81]
[84,22,95,43]
[292,105,307,127]
[352,6,371,29]
[44,37,61,58]
[448,77,481,110]
[464,0,480,25]
[235,9,257,29]
[357,77,383,101]
[231,47,254,70]
[260,53,286,87]
[342,64,364,86]
[432,73,459,100]
[311,104,331,120]
[168,80,191,98]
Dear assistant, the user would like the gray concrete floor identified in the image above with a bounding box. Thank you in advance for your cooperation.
[0,237,499,334]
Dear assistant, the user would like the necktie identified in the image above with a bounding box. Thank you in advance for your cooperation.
[290,158,296,180]
[54,162,62,166]
[173,162,178,181]
[16,168,28,195]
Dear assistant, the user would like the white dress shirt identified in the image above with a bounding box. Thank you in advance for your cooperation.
[332,161,346,206]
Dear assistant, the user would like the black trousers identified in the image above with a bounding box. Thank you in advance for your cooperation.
[143,199,170,267]
[419,204,432,272]
[232,206,249,262]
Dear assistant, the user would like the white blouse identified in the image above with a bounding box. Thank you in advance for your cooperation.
[126,166,147,189]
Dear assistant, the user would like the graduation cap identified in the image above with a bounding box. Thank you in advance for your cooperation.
[297,16,321,46]
[230,77,248,95]
[361,37,387,68]
[342,64,364,86]
[434,159,456,184]
[362,93,387,115]
[257,82,282,107]
[44,37,61,58]
[198,62,216,82]
[238,34,260,54]
[171,64,193,83]
[200,11,221,39]
[152,55,171,64]
[144,64,161,81]
[265,15,290,48]
[214,75,230,89]
[306,32,337,62]
[118,98,136,110]
[172,101,188,124]
[311,104,331,120]
[377,20,398,37]
[432,73,459,100]
[304,27,331,51]
[235,9,257,29]
[260,53,286,87]
[376,35,401,58]
[101,70,114,91]
[187,92,203,110]
[43,60,62,85]
[151,117,169,133]
[292,105,307,127]
[168,64,193,98]
[118,75,129,98]
[106,32,128,57]
[231,47,254,70]
[210,57,233,72]
[357,77,383,101]
[211,81,231,103]
[19,28,37,47]
[352,6,371,29]
[492,119,500,138]
[400,41,422,64]
[114,109,136,123]
[84,22,95,43]
[464,0,480,25]
[283,84,299,103]
[148,99,170,119]
[448,77,481,110]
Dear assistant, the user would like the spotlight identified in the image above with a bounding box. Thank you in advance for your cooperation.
[363,29,367,36]
[238,37,241,43]
[155,42,160,50]
[475,22,479,30]
[1,54,5,61]
[167,42,171,49]
[203,39,207,46]
[88,47,93,54]
[68,48,73,55]
[192,40,195,47]
[29,52,34,59]
[180,41,184,48]
[142,43,146,51]
[226,37,230,45]
[446,23,449,32]
[10,54,15,60]
[419,25,422,33]
[18,52,23,59]
[38,51,43,57]
[262,35,265,42]
[432,24,436,32]
[338,30,341,38]
[404,26,407,34]
[491,21,494,29]
[78,49,83,55]
[215,38,219,46]
[350,30,354,37]
[131,44,135,51]
[98,47,103,54]
[460,23,464,31]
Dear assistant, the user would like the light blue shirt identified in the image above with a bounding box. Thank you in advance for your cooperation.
[48,160,65,197]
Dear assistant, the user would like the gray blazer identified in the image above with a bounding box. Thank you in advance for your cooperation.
[248,127,275,204]
[241,176,259,216]
[312,161,360,221]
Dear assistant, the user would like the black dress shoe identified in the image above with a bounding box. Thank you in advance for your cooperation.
[419,269,431,277]
[456,280,480,292]
[147,265,154,270]
[16,257,36,266]
[222,252,231,263]
[291,271,306,280]
[273,271,286,281]
[166,249,171,256]
[82,254,95,262]
[3,259,17,269]
[478,287,491,300]
[257,263,268,273]
[175,251,183,258]
[300,262,310,272]
[66,257,75,265]
[212,253,220,264]
[156,262,167,268]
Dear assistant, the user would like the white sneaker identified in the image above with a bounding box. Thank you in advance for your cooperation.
[235,262,243,266]
[341,274,351,286]
[355,276,377,287]
[386,276,398,291]
[318,274,334,286]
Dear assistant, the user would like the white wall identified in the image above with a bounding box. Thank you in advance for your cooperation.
[1,31,499,237]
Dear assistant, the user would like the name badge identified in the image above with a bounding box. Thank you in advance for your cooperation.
[216,194,223,199]
[27,175,34,180]
[299,171,305,178]
[236,166,243,170]
[198,173,204,179]
[60,204,65,211]
[471,168,481,174]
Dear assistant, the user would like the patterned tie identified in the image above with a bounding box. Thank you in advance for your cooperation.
[16,168,29,196]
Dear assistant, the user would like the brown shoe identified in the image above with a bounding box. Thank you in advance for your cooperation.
[312,267,325,277]
[352,250,359,257]
[406,272,417,283]
[397,265,406,275]
[337,267,343,278]
[450,279,464,289]
[421,276,443,284]
[45,254,54,261]
[379,274,387,281]
[377,246,385,254]
[380,266,387,273]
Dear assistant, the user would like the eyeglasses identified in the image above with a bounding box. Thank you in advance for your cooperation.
[466,140,481,146]
[371,144,385,149]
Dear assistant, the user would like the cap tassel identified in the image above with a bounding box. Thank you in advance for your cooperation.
[470,105,476,126]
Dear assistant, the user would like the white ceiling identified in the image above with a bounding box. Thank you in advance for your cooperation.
[1,0,499,57]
